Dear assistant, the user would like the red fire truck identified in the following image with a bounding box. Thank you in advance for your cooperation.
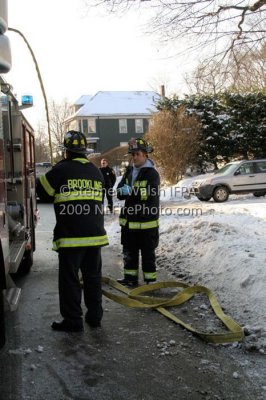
[0,76,38,348]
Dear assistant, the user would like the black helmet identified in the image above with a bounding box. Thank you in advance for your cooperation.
[61,131,91,154]
[128,137,153,154]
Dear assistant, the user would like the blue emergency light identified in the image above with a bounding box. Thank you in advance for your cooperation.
[21,95,33,106]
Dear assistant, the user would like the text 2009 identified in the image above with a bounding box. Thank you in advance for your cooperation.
[59,204,91,215]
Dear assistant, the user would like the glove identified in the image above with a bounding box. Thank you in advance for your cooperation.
[118,184,132,196]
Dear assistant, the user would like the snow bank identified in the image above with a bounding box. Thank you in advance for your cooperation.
[106,192,266,351]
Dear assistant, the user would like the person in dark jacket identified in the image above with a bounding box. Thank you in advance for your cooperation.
[100,158,116,213]
[36,131,108,332]
[116,137,160,287]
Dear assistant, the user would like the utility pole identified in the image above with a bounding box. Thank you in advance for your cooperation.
[8,28,54,165]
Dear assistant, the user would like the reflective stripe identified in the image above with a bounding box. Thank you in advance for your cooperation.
[133,180,147,188]
[140,188,148,201]
[128,220,159,230]
[143,272,157,280]
[54,190,102,203]
[53,235,109,250]
[124,269,139,277]
[119,217,127,226]
[40,175,55,197]
[72,140,84,145]
[73,158,90,164]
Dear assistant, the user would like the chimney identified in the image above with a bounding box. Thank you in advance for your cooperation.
[160,85,165,97]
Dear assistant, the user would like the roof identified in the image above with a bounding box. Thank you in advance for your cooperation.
[74,95,93,105]
[72,91,160,117]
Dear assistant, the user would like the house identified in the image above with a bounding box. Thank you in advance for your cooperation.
[63,91,161,153]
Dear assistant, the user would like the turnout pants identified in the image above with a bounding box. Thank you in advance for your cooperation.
[121,227,159,283]
[58,247,103,326]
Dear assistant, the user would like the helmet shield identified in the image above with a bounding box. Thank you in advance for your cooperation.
[128,137,153,154]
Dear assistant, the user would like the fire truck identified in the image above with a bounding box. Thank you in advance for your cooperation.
[0,76,38,348]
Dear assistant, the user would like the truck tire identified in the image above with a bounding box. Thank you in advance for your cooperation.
[18,248,33,274]
[17,202,34,274]
[213,186,229,202]
[0,290,5,349]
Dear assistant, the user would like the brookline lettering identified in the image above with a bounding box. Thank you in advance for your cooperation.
[67,179,102,191]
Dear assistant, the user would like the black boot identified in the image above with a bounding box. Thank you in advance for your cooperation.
[117,278,138,288]
[85,313,101,328]
[51,320,84,332]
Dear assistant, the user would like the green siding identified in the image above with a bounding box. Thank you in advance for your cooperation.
[96,117,150,153]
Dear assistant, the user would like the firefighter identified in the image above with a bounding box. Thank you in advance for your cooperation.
[117,138,160,287]
[37,131,108,332]
[100,158,116,213]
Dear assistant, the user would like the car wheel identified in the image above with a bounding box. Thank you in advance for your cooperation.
[253,192,266,197]
[196,196,211,201]
[213,186,229,202]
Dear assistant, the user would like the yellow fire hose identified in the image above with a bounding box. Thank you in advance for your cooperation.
[101,277,244,344]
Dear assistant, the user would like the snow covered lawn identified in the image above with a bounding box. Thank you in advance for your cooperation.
[107,183,266,352]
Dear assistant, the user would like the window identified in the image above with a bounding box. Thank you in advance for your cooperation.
[79,118,96,134]
[256,161,266,173]
[237,163,255,175]
[82,119,88,134]
[119,119,127,134]
[135,119,143,134]
[88,118,96,133]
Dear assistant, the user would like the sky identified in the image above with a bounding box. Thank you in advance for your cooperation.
[5,0,197,128]
[106,176,266,357]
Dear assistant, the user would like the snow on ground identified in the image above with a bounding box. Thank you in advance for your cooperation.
[105,179,266,351]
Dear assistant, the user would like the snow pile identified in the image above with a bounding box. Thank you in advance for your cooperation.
[106,189,266,351]
[157,200,266,350]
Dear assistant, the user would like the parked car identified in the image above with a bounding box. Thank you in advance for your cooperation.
[189,159,266,202]
[35,162,52,178]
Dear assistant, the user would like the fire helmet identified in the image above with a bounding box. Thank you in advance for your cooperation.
[61,131,91,154]
[128,137,153,154]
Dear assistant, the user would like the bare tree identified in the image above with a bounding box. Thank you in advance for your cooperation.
[34,123,50,162]
[186,43,266,94]
[145,107,201,184]
[48,99,71,159]
[88,1,266,66]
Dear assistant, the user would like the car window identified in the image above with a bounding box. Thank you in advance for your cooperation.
[214,163,237,175]
[236,163,255,175]
[255,161,266,173]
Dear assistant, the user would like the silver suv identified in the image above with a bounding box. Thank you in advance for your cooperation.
[189,159,266,202]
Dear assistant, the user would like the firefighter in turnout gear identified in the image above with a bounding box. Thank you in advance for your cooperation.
[37,131,108,332]
[117,138,160,287]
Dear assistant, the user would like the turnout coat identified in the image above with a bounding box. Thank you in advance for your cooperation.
[37,157,108,251]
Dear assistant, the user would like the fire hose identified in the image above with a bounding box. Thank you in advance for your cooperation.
[101,277,244,344]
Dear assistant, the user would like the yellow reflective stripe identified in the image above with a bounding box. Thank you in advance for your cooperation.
[133,180,147,188]
[124,269,139,277]
[129,220,159,230]
[54,191,102,203]
[143,272,157,280]
[119,218,127,226]
[140,188,148,201]
[40,175,55,196]
[73,158,90,164]
[53,235,109,250]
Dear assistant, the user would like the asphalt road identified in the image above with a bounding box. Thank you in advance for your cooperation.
[0,204,265,400]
